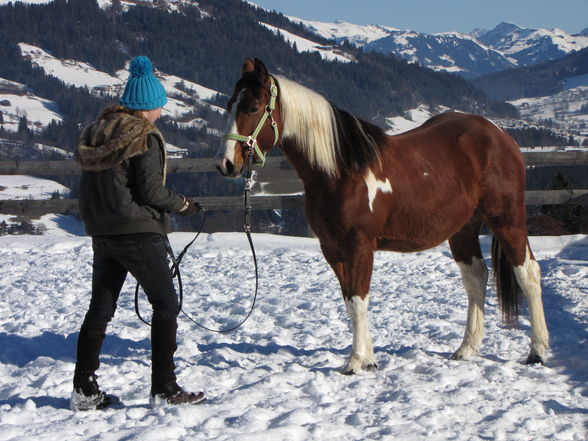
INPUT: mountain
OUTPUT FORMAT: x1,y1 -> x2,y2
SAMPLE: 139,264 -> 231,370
293,18 -> 588,78
476,22 -> 588,66
363,31 -> 514,78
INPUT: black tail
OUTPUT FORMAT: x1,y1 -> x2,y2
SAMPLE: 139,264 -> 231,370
491,237 -> 520,327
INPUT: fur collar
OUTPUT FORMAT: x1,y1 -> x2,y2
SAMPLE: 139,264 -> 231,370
75,105 -> 165,172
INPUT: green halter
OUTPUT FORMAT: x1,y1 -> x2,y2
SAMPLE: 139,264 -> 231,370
222,76 -> 279,166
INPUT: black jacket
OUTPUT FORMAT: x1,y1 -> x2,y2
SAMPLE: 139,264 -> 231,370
75,105 -> 185,236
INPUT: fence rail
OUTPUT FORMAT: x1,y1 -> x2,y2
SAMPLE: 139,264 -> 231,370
0,151 -> 587,216
1,151 -> 587,175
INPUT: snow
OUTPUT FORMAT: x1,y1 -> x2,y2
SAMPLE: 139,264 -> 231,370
0,77 -> 63,132
259,22 -> 355,63
0,175 -> 75,234
0,175 -> 70,200
0,92 -> 61,131
501,28 -> 588,55
508,86 -> 588,134
0,222 -> 587,439
158,73 -> 220,103
384,105 -> 451,134
287,17 -> 398,46
19,43 -> 121,90
0,0 -> 52,4
18,42 -> 223,106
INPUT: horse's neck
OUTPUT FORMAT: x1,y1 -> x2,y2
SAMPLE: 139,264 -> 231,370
280,139 -> 335,188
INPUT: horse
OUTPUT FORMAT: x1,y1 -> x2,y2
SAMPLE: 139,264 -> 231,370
217,58 -> 549,374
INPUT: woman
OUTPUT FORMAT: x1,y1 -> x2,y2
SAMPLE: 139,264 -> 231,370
71,56 -> 205,410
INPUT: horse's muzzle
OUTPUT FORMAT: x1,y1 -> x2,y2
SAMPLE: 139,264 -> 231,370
217,158 -> 240,178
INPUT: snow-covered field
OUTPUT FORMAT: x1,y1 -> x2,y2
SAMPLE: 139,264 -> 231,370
0,227 -> 587,440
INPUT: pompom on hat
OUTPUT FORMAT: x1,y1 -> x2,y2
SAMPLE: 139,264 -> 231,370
119,56 -> 167,110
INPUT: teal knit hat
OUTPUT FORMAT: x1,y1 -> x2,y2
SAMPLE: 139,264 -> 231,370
119,56 -> 167,110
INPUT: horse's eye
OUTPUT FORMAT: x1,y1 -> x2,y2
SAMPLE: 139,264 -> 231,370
248,106 -> 259,113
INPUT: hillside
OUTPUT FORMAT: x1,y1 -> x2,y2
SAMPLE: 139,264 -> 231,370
472,46 -> 588,101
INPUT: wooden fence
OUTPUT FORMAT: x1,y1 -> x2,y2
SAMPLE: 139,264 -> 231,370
0,151 -> 587,217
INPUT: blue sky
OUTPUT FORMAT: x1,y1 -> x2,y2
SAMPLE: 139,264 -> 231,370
251,0 -> 588,34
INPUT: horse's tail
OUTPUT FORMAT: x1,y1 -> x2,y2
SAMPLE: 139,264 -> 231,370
491,236 -> 520,327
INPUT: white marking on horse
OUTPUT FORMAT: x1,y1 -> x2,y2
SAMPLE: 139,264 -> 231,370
218,87 -> 247,160
344,295 -> 376,373
218,119 -> 238,164
364,169 -> 392,212
513,246 -> 549,360
454,258 -> 488,359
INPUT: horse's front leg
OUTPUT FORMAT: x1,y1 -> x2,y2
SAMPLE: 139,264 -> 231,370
322,240 -> 377,375
344,292 -> 377,374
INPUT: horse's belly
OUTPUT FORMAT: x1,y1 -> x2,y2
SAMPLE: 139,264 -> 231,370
376,236 -> 446,253
377,199 -> 476,252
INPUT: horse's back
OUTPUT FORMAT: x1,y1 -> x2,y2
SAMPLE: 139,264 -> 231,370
391,112 -> 522,173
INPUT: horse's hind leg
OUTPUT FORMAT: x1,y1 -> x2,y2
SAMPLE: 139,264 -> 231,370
491,227 -> 549,363
449,215 -> 488,360
513,246 -> 548,363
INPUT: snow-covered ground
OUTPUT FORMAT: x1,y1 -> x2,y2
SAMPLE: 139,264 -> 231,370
0,175 -> 74,234
385,106 -> 438,134
0,175 -> 70,201
0,227 -> 587,440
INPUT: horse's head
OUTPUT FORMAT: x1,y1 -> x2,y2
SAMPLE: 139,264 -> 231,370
217,58 -> 280,177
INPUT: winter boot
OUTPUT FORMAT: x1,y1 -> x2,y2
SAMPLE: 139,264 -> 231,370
150,319 -> 205,406
70,323 -> 116,411
71,371 -> 115,411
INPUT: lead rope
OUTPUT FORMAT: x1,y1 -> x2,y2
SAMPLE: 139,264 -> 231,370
133,209 -> 206,327
134,155 -> 260,333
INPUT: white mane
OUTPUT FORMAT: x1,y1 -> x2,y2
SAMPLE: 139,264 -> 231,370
275,76 -> 339,176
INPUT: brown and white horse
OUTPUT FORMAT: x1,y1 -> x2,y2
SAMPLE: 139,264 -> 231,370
217,58 -> 549,373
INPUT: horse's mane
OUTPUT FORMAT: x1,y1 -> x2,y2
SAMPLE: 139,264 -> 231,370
276,76 -> 386,177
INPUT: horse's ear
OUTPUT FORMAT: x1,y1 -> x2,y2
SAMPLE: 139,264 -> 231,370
242,58 -> 255,73
253,58 -> 268,81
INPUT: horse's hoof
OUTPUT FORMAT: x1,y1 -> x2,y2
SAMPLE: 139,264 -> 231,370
525,354 -> 544,365
341,369 -> 356,376
364,363 -> 378,372
450,352 -> 465,361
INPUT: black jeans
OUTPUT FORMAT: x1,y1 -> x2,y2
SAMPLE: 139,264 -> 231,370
82,233 -> 179,327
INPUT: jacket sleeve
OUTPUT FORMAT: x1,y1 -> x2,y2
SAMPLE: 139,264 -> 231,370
132,134 -> 186,212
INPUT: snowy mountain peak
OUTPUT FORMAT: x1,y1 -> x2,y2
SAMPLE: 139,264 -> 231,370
289,15 -> 588,78
476,22 -> 588,63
